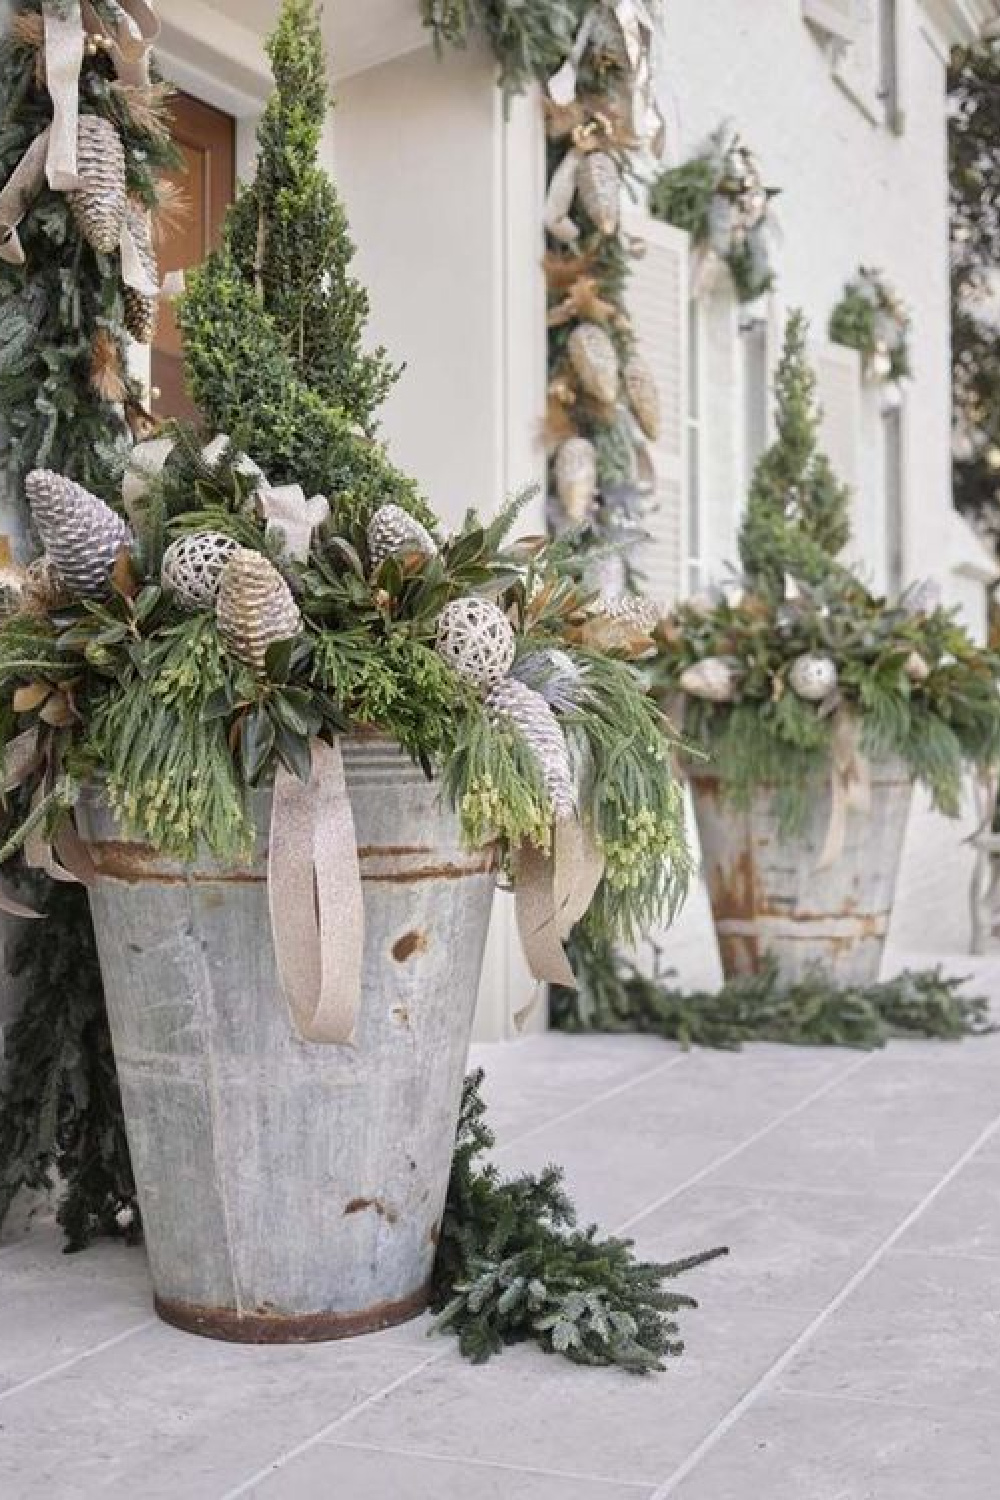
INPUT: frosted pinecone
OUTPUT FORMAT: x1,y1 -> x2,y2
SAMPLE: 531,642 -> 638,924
576,150 -> 620,236
511,649 -> 588,714
123,205 -> 158,343
366,503 -> 437,574
216,548 -> 302,672
25,470 -> 133,598
567,322 -> 619,405
599,593 -> 662,634
68,116 -> 127,254
624,356 -> 660,441
486,677 -> 576,821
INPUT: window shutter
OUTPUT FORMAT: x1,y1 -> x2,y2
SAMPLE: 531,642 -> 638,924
624,213 -> 689,607
802,0 -> 860,43
814,343 -> 863,562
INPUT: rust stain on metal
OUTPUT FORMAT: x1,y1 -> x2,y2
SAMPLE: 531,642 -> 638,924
154,1284 -> 430,1344
87,841 -> 262,885
343,1196 -> 399,1224
356,844 -> 434,858
704,849 -> 757,922
364,862 -> 492,885
392,930 -> 429,963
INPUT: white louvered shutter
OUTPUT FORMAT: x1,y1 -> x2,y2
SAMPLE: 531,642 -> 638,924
624,213 -> 689,608
814,342 -> 863,565
802,0 -> 861,42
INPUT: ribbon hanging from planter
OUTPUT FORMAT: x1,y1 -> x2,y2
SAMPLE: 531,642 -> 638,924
267,737 -> 365,1046
816,710 -> 871,872
0,727 -> 96,915
512,817 -> 605,1021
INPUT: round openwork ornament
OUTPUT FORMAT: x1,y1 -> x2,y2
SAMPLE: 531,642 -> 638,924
435,596 -> 517,691
162,531 -> 241,611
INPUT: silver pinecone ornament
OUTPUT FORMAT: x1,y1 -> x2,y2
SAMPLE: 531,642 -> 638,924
123,205 -> 158,343
599,593 -> 661,634
788,652 -> 838,702
216,549 -> 302,672
553,436 -> 598,523
624,356 -> 660,441
367,503 -> 437,573
486,677 -> 576,821
68,116 -> 127,254
577,150 -> 620,236
567,322 -> 619,405
25,469 -> 132,598
679,656 -> 742,703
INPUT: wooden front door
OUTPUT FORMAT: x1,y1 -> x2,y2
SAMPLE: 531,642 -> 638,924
151,92 -> 237,423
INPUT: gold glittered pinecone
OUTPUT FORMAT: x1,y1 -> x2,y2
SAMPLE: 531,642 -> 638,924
25,469 -> 133,598
68,115 -> 127,254
485,677 -> 576,821
123,204 -> 158,343
567,322 -> 619,405
577,150 -> 620,236
624,355 -> 660,441
216,548 -> 302,673
366,503 -> 437,574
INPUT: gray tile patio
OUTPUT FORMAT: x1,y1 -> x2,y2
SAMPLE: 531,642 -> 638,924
1,953 -> 999,1499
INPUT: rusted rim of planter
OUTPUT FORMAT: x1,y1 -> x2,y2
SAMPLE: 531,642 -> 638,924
154,1281 -> 431,1344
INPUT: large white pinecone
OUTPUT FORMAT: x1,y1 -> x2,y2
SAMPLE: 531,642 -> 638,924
576,150 -> 620,236
486,677 -> 576,821
25,470 -> 133,598
216,548 -> 302,672
68,116 -> 127,254
367,503 -> 437,573
123,205 -> 158,343
567,322 -> 619,405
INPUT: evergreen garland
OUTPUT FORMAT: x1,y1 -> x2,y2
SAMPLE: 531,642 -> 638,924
554,932 -> 993,1049
433,1069 -> 728,1370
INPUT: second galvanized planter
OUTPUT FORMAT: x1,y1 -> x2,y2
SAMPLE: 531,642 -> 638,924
690,758 -> 913,986
76,737 -> 496,1343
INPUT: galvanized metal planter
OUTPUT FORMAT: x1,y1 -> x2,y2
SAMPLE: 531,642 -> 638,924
76,737 -> 497,1344
690,758 -> 913,986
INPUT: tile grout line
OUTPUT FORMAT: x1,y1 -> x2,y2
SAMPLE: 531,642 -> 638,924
324,1437 -> 656,1491
494,1051 -> 689,1157
646,1105 -> 1000,1499
613,1052 -> 874,1235
0,1318 -> 156,1405
216,1350 -> 452,1500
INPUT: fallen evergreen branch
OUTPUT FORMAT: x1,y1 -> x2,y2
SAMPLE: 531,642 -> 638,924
553,928 -> 994,1049
432,1070 -> 728,1371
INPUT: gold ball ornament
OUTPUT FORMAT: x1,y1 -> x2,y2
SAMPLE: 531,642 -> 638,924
678,656 -> 742,703
435,597 -> 516,691
567,322 -> 619,405
553,436 -> 598,524
788,652 -> 838,702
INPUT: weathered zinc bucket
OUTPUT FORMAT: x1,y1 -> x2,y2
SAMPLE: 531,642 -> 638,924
689,756 -> 913,986
75,737 -> 496,1343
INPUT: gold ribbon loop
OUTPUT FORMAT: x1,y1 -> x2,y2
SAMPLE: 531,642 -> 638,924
267,738 -> 365,1045
42,1 -> 85,190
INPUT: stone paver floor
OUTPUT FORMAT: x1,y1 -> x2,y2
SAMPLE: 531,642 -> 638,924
2,952 -> 999,1499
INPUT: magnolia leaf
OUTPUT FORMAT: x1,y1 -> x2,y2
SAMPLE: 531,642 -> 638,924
12,681 -> 52,713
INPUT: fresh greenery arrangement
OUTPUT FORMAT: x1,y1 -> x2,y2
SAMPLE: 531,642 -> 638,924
433,1070 -> 728,1371
829,266 -> 912,383
424,0 -> 665,556
0,0 -> 182,1249
651,311 -> 1000,833
554,933 -> 992,1050
649,126 -> 779,303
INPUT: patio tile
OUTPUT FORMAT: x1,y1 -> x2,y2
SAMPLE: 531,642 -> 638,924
891,1155 -> 1000,1259
494,1047 -> 863,1229
776,1250 -> 1000,1411
663,1389 -> 1000,1500
250,1443 -> 654,1498
0,1322 -> 435,1500
331,1304 -> 812,1487
716,1055 -> 1000,1197
629,1180 -> 910,1312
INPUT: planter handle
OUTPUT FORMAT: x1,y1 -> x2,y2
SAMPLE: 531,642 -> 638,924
268,737 -> 365,1045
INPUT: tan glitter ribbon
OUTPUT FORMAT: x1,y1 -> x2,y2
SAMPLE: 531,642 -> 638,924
816,710 -> 871,872
513,817 -> 605,1024
267,738 -> 365,1045
42,1 -> 85,190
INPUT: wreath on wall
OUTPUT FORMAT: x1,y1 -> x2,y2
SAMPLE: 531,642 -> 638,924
829,266 -> 912,384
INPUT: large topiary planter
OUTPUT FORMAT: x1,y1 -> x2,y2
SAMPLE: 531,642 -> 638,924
75,737 -> 497,1343
689,758 -> 913,985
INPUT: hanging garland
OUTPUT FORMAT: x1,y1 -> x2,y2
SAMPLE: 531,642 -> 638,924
829,266 -> 912,384
423,0 -> 665,554
649,125 -> 780,303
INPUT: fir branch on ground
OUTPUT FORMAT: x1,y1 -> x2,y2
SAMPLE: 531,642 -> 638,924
432,1070 -> 728,1372
0,880 -> 139,1252
553,930 -> 994,1050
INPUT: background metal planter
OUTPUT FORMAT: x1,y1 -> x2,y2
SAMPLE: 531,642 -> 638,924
689,759 -> 913,985
76,738 -> 497,1344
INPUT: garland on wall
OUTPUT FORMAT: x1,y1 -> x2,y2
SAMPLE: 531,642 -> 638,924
0,0 -> 180,1248
423,0 -> 666,559
829,266 -> 911,385
649,125 -> 779,303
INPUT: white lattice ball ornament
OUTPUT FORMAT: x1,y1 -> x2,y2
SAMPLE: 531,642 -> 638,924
436,597 -> 516,691
161,532 -> 240,611
788,652 -> 838,702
